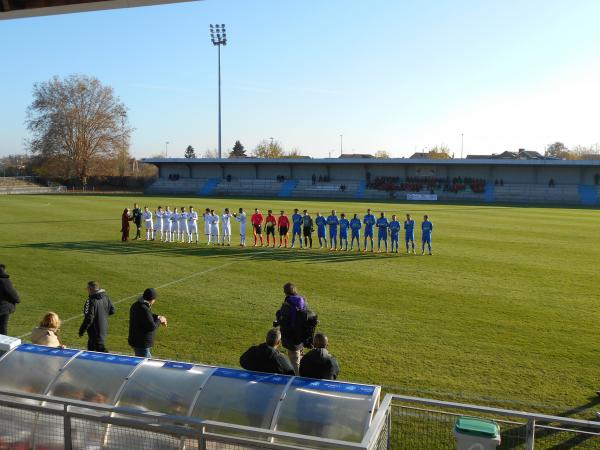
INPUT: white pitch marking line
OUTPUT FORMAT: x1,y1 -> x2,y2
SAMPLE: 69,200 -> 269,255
16,252 -> 267,339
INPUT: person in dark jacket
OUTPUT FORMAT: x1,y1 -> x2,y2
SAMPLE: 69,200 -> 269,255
121,208 -> 132,242
132,203 -> 142,240
128,288 -> 167,357
240,328 -> 294,375
0,264 -> 20,336
275,282 -> 308,375
78,281 -> 115,352
299,333 -> 340,380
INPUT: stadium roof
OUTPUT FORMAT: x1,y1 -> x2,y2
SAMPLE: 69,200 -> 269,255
143,157 -> 600,167
0,0 -> 198,20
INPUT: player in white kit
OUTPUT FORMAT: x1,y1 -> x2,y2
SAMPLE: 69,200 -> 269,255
171,207 -> 180,242
203,208 -> 211,244
188,206 -> 199,244
163,207 -> 171,242
179,207 -> 189,243
221,208 -> 233,246
155,206 -> 164,241
143,207 -> 154,241
233,207 -> 247,246
209,209 -> 220,245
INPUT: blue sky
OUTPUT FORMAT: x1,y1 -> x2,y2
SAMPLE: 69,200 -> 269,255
1,0 -> 600,158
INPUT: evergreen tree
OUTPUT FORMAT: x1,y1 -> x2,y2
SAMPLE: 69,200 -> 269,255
184,145 -> 196,159
229,140 -> 246,158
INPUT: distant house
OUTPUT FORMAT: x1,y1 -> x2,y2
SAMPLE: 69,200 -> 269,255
467,149 -> 554,160
409,152 -> 428,159
339,153 -> 373,159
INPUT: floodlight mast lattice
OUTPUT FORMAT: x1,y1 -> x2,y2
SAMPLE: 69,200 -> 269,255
210,24 -> 227,159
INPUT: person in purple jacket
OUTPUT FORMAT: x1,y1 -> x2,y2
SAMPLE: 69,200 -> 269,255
275,282 -> 310,375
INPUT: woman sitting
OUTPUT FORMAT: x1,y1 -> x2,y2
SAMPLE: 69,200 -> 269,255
31,312 -> 64,348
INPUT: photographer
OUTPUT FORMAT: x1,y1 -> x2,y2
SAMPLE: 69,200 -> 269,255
274,282 -> 318,375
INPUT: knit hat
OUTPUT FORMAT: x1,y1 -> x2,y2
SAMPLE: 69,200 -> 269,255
142,288 -> 158,301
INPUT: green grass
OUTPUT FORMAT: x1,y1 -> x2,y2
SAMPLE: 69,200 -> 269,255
1,194 -> 599,417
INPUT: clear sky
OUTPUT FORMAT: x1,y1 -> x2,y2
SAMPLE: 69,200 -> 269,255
1,0 -> 600,159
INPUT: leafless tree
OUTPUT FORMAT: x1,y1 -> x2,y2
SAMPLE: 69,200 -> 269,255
26,74 -> 132,183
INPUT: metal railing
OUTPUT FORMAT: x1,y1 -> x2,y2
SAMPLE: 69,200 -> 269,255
384,394 -> 600,449
2,389 -> 600,449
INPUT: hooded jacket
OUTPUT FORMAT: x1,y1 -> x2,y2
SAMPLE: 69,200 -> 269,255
239,343 -> 295,376
78,289 -> 115,344
276,295 -> 308,351
299,348 -> 340,380
128,297 -> 161,349
0,266 -> 20,316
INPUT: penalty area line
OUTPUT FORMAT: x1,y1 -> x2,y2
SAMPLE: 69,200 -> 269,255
16,253 -> 264,340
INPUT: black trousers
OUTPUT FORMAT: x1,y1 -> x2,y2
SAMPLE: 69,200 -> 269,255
0,314 -> 9,335
87,337 -> 108,353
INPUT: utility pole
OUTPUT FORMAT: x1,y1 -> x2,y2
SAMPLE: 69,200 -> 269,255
340,134 -> 343,156
461,133 -> 464,159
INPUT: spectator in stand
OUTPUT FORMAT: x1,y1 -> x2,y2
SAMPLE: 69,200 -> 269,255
299,333 -> 340,380
78,281 -> 115,352
121,208 -> 132,242
31,312 -> 63,348
128,288 -> 167,357
239,328 -> 294,375
0,264 -> 20,336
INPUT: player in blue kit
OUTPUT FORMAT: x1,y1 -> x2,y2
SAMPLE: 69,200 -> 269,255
326,210 -> 339,250
338,213 -> 350,251
290,208 -> 303,249
389,215 -> 401,253
350,214 -> 362,251
404,213 -> 416,254
363,208 -> 376,252
375,212 -> 389,253
421,214 -> 433,255
315,213 -> 327,249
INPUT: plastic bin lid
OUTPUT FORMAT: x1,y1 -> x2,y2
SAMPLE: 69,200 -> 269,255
454,416 -> 500,438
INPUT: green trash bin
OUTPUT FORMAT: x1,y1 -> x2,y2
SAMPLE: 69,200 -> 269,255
454,416 -> 501,450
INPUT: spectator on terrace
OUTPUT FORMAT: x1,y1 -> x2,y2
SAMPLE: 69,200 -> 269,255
549,178 -> 555,187
239,328 -> 295,375
0,264 -> 20,336
312,173 -> 316,185
299,333 -> 340,380
31,312 -> 63,348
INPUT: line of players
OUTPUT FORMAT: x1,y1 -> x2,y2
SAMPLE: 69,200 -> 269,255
140,205 -> 434,255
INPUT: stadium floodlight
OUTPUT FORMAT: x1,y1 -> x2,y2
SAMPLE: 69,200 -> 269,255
209,23 -> 227,159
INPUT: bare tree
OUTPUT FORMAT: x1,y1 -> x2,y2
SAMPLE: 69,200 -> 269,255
374,150 -> 391,159
26,74 -> 131,184
428,145 -> 451,159
203,148 -> 218,158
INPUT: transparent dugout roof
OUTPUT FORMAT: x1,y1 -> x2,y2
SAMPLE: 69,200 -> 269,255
0,344 -> 380,446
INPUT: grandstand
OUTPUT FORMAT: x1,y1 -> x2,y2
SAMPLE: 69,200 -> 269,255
144,158 -> 600,205
0,177 -> 62,195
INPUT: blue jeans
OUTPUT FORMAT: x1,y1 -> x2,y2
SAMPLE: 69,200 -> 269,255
133,347 -> 151,357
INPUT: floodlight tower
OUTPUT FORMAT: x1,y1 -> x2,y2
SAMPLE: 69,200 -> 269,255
210,24 -> 227,159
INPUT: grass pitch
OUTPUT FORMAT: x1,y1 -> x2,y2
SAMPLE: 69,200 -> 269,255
0,194 -> 599,417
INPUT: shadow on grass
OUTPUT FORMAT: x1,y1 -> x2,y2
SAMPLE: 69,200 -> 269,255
0,240 -> 414,264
